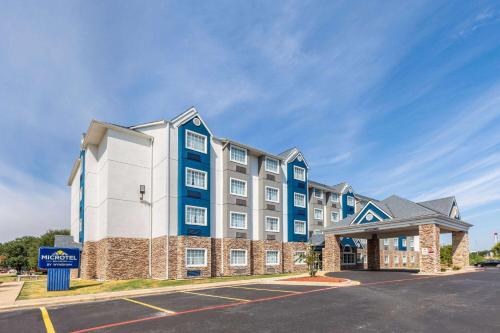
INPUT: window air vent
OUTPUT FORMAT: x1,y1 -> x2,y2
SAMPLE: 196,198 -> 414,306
266,174 -> 275,181
298,182 -> 305,189
187,190 -> 201,199
236,199 -> 247,206
187,228 -> 201,236
187,270 -> 201,278
235,165 -> 247,174
236,232 -> 247,239
187,152 -> 201,162
317,200 -> 323,205
267,234 -> 276,241
266,204 -> 275,211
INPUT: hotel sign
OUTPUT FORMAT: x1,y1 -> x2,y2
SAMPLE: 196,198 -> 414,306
38,247 -> 81,269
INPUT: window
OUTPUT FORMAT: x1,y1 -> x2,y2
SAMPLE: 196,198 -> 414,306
294,193 -> 306,208
265,157 -> 279,174
384,255 -> 389,264
331,193 -> 339,202
230,178 -> 247,197
265,216 -> 280,232
185,206 -> 207,226
393,238 -> 399,250
265,186 -> 280,203
294,220 -> 306,234
314,208 -> 323,220
313,188 -> 323,199
331,211 -> 339,222
229,212 -> 246,229
357,253 -> 364,263
230,145 -> 247,165
186,248 -> 207,267
347,196 -> 355,206
402,238 -> 407,247
266,250 -> 280,265
185,130 -> 207,154
383,239 -> 389,246
294,251 -> 306,265
230,249 -> 247,266
409,237 -> 415,250
394,256 -> 399,265
293,166 -> 306,181
410,255 -> 415,263
185,168 -> 207,190
342,253 -> 355,265
402,255 -> 407,265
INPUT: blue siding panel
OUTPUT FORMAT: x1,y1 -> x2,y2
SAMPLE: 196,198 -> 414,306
354,202 -> 391,224
287,157 -> 308,242
178,117 -> 211,237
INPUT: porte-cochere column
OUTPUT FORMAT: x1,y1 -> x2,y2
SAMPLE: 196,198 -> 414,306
452,231 -> 470,269
419,224 -> 441,274
322,234 -> 341,272
367,234 -> 381,270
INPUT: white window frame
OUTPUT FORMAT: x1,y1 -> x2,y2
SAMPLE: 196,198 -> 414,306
294,220 -> 306,235
394,256 -> 400,264
402,255 -> 407,264
294,251 -> 306,265
346,196 -> 355,206
185,205 -> 207,226
229,249 -> 248,267
393,238 -> 399,250
265,186 -> 280,203
265,250 -> 280,265
313,188 -> 323,199
229,211 -> 247,230
230,178 -> 247,197
383,239 -> 389,246
314,208 -> 323,220
402,238 -> 407,247
185,167 -> 208,190
229,145 -> 247,165
185,129 -> 207,154
384,255 -> 389,264
185,248 -> 207,267
409,237 -> 415,250
331,211 -> 339,222
264,157 -> 279,174
331,193 -> 339,202
410,255 -> 415,263
294,192 -> 306,208
265,216 -> 280,232
293,166 -> 306,181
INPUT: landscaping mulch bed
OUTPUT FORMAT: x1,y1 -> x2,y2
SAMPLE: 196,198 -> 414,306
282,276 -> 347,283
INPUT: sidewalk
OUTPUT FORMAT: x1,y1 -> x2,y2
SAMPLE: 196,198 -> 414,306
0,282 -> 24,307
0,274 -> 320,312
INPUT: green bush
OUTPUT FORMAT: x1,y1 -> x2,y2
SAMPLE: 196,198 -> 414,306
440,245 -> 452,267
452,266 -> 460,271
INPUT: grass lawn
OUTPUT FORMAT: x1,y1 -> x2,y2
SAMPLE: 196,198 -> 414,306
18,273 -> 298,300
0,275 -> 17,283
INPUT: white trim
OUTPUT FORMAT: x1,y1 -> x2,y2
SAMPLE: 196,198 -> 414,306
185,167 -> 208,190
265,250 -> 280,265
229,177 -> 248,197
264,156 -> 280,174
294,220 -> 307,235
314,208 -> 323,220
293,165 -> 306,181
331,211 -> 339,222
229,211 -> 247,230
185,129 -> 208,154
185,248 -> 208,267
294,192 -> 306,208
171,107 -> 214,137
229,249 -> 248,267
330,193 -> 339,203
229,145 -> 248,165
355,209 -> 385,225
350,200 -> 393,225
265,186 -> 280,203
346,196 -> 355,207
185,205 -> 208,226
265,216 -> 280,232
294,251 -> 307,265
313,188 -> 323,199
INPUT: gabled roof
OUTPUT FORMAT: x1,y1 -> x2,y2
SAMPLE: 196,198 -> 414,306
417,197 -> 456,217
81,120 -> 153,148
278,147 -> 310,169
171,107 -> 214,137
379,195 -> 436,219
216,138 -> 284,161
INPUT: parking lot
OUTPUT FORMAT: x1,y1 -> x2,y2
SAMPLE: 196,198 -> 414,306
1,269 -> 499,333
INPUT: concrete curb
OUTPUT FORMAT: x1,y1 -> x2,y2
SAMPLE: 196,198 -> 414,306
0,275 -> 303,312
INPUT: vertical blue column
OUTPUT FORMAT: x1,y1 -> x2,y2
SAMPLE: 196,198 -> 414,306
47,269 -> 70,291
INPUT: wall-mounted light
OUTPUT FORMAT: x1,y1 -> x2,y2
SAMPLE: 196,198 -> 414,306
139,185 -> 146,201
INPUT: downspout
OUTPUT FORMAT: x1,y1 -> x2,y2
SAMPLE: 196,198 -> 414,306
165,124 -> 171,279
149,137 -> 154,278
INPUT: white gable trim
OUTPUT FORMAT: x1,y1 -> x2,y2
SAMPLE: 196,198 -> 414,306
350,200 -> 393,225
284,149 -> 310,169
171,107 -> 214,137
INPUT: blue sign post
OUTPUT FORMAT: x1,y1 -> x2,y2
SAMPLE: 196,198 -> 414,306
38,247 -> 80,291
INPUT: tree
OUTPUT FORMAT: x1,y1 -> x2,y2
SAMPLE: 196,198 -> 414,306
297,243 -> 321,277
2,237 -> 40,272
492,242 -> 500,258
440,245 -> 452,267
39,229 -> 70,247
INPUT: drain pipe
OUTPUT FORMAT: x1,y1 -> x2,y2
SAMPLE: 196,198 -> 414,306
148,137 -> 154,279
165,124 -> 171,279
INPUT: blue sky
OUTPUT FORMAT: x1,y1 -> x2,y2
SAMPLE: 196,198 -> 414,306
1,1 -> 499,250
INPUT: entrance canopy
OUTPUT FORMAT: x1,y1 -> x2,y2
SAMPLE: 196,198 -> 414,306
324,195 -> 472,238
